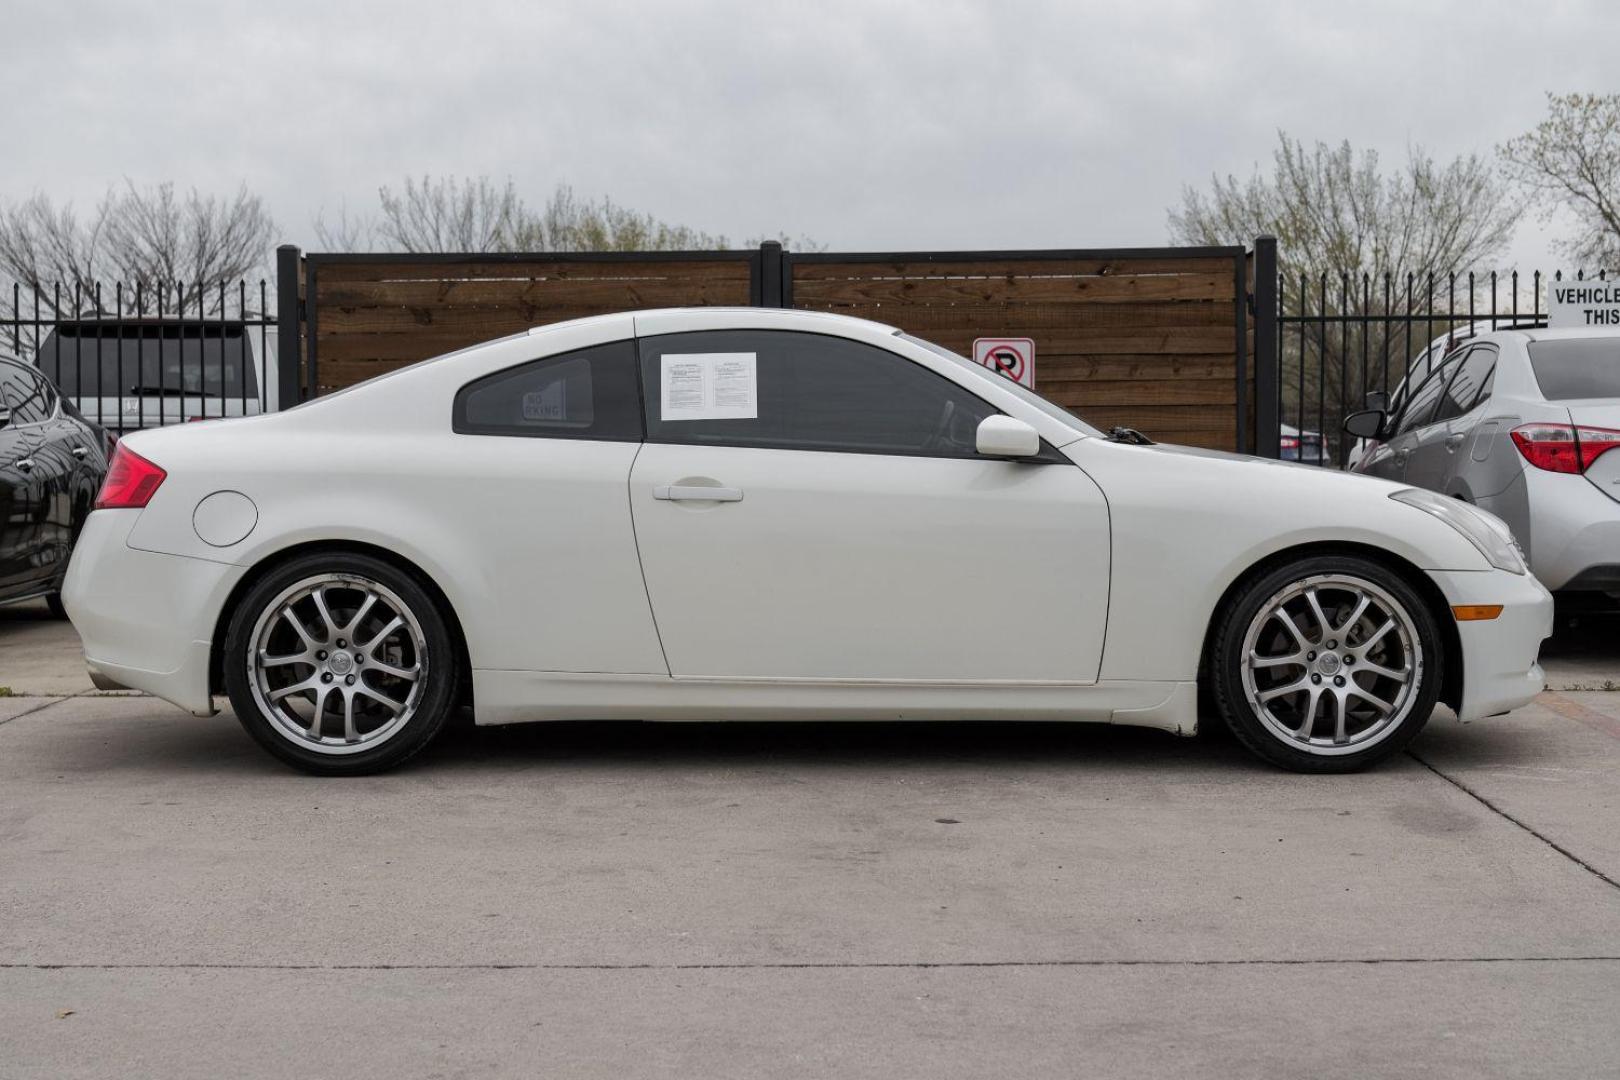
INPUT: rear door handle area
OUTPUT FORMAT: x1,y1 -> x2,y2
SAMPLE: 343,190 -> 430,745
1445,433 -> 1467,452
653,483 -> 744,503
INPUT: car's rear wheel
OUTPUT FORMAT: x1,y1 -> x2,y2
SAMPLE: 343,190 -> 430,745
1210,555 -> 1442,773
223,553 -> 457,775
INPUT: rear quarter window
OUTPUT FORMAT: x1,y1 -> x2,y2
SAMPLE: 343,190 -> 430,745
1529,339 -> 1620,400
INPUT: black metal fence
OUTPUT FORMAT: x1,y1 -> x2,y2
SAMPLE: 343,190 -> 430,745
3,279 -> 277,432
1261,248 -> 1610,467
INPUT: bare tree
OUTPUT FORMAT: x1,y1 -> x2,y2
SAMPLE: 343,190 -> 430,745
1170,134 -> 1520,274
516,184 -> 726,252
1501,92 -> 1620,267
0,181 -> 275,316
313,200 -> 378,252
373,175 -> 525,253
1170,134 -> 1523,453
322,176 -> 814,254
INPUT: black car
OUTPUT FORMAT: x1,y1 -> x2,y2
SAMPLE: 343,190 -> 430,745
0,353 -> 110,615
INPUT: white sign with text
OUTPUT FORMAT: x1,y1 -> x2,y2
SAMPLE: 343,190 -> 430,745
1548,280 -> 1620,329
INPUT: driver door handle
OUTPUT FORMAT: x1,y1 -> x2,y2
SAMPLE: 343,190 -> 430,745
72,445 -> 89,458
1445,433 -> 1467,452
653,484 -> 744,503
16,457 -> 34,472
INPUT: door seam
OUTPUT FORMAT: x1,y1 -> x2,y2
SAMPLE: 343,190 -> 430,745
625,440 -> 674,676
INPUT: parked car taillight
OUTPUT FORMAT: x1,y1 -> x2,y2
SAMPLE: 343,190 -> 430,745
95,445 -> 167,509
1510,423 -> 1620,474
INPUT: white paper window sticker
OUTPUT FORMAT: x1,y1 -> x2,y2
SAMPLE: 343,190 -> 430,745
660,353 -> 758,421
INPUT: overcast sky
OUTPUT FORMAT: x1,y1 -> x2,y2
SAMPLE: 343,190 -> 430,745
2,0 -> 1616,271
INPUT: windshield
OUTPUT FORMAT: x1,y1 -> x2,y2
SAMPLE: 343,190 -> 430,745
1528,337 -> 1620,401
898,333 -> 1100,437
34,324 -> 258,398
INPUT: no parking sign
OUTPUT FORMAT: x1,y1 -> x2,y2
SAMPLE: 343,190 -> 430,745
971,338 -> 1035,388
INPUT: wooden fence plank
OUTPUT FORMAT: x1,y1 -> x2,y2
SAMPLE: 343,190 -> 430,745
316,259 -> 752,284
790,256 -> 1233,280
793,272 -> 1231,306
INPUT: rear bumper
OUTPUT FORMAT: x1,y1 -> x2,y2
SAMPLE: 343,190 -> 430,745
1428,568 -> 1553,721
1520,472 -> 1620,591
61,509 -> 245,716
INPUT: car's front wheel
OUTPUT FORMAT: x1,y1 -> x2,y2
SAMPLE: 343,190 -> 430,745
222,553 -> 458,775
1210,554 -> 1443,773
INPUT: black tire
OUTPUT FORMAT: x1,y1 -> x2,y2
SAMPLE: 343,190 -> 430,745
1209,554 -> 1443,773
222,552 -> 458,776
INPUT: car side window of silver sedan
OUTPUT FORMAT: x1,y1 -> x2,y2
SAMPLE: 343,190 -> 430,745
1391,357 -> 1458,437
1429,345 -> 1498,426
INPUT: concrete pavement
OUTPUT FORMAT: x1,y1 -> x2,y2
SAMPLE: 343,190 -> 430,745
2,601 -> 1619,1077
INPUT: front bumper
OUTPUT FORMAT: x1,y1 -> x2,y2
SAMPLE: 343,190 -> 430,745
1428,567 -> 1553,721
61,510 -> 246,716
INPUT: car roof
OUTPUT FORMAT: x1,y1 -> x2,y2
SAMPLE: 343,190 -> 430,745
525,306 -> 900,339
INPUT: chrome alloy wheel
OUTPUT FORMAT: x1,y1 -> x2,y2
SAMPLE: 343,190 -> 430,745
246,573 -> 429,755
1238,573 -> 1423,756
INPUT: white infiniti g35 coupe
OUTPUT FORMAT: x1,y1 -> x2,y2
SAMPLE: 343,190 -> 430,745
63,308 -> 1552,775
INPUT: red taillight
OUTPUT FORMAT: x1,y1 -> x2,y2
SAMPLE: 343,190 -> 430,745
1511,423 -> 1620,474
1281,436 -> 1300,449
95,445 -> 167,509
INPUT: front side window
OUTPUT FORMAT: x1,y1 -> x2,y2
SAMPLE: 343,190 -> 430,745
1430,345 -> 1498,425
637,330 -> 1001,458
453,340 -> 642,441
1392,356 -> 1457,436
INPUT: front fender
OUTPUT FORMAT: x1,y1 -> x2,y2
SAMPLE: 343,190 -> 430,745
1067,439 -> 1489,682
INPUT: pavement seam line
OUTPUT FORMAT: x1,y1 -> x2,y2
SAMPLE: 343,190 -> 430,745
0,696 -> 72,727
1407,749 -> 1620,893
4,957 -> 1620,972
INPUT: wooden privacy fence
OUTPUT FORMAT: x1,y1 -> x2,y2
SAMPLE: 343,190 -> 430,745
277,242 -> 1271,453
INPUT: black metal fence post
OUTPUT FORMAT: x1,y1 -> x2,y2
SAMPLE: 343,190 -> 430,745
758,240 -> 784,308
1252,236 -> 1280,458
275,244 -> 301,410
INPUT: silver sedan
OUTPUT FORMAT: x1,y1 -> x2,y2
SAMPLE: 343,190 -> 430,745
1347,328 -> 1620,601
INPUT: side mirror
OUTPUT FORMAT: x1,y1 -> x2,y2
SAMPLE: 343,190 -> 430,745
1364,390 -> 1389,411
1343,409 -> 1387,440
976,415 -> 1040,458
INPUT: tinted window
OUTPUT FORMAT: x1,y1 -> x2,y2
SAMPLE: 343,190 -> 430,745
1393,357 -> 1456,436
1389,342 -> 1444,416
638,330 -> 998,458
0,363 -> 52,424
454,339 -> 641,440
899,333 -> 1098,436
1528,338 -> 1620,400
1430,346 -> 1497,424
36,324 -> 258,398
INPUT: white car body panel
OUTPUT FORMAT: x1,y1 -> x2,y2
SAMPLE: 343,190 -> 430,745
629,441 -> 1110,682
62,307 -> 1552,738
